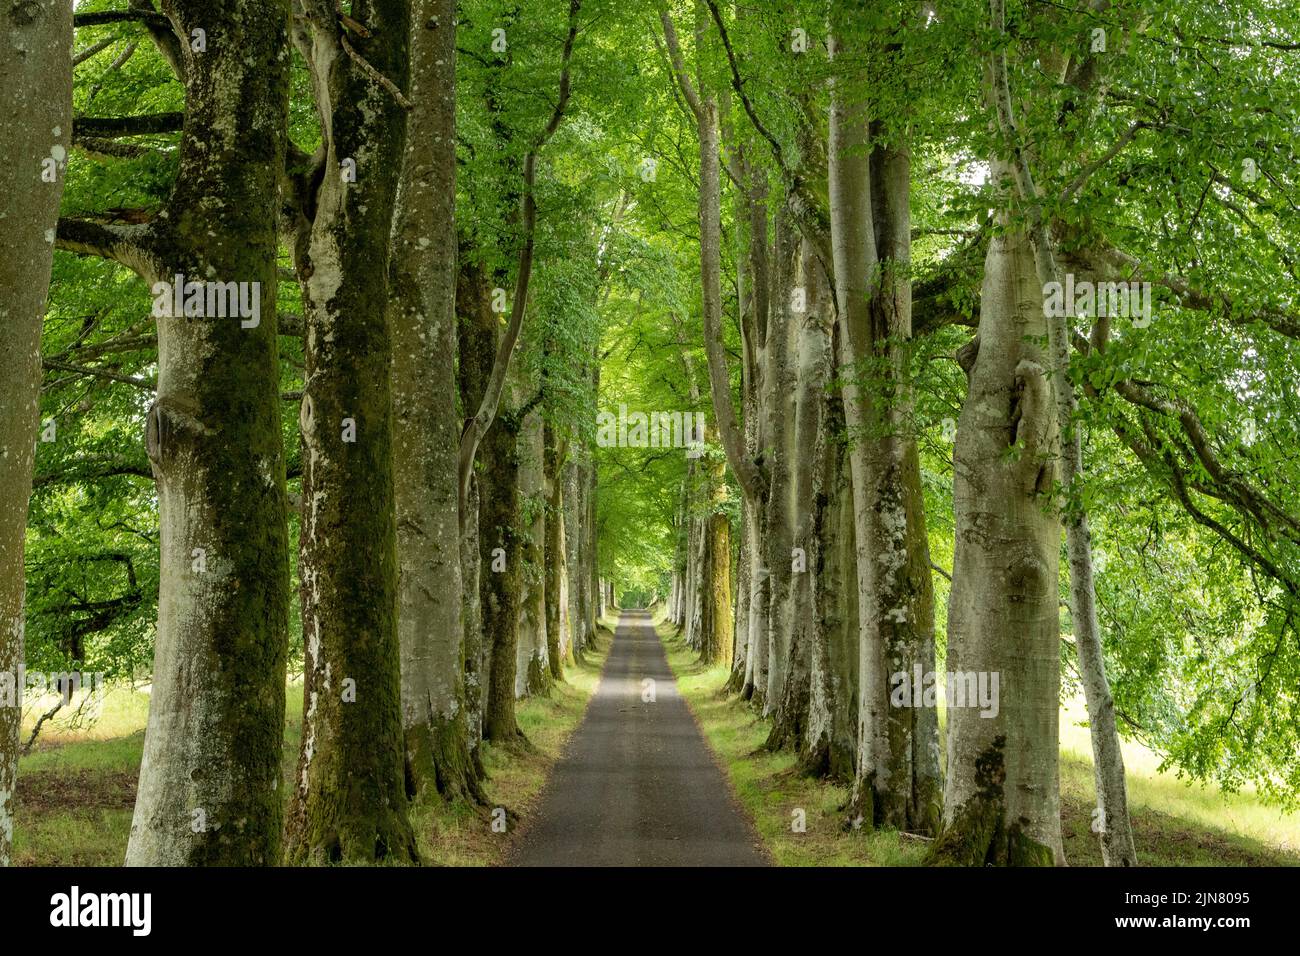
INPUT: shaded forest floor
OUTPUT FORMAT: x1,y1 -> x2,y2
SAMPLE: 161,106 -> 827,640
658,617 -> 1300,867
12,621 -> 616,867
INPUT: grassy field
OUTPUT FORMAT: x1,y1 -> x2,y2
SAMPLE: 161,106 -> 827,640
659,617 -> 1300,867
13,619 -> 615,867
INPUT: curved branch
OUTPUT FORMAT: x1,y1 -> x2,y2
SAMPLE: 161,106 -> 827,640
55,217 -> 156,277
457,0 -> 582,517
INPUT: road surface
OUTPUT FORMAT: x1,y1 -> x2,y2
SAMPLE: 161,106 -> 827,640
510,610 -> 768,866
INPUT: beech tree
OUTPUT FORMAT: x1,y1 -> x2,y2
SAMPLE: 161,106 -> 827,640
53,0 -> 295,866
388,0 -> 483,803
0,0 -> 72,868
284,0 -> 417,865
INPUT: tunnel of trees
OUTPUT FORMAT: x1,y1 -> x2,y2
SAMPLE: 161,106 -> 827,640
1,0 -> 1297,869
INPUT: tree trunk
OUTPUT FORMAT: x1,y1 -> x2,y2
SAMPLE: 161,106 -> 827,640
126,0 -> 292,866
457,259 -> 494,760
767,238 -> 831,751
803,332 -> 859,781
285,0 -> 417,865
481,407 -> 524,742
727,502 -> 751,690
461,472 -> 486,773
388,0 -> 481,804
987,2 -> 1137,864
516,405 -> 550,697
827,23 -> 941,834
761,210 -> 798,714
698,428 -> 734,666
928,186 -> 1064,866
544,422 -> 568,680
0,0 -> 72,869
563,455 -> 587,661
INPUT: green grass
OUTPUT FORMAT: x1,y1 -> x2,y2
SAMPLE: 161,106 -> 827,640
658,615 -> 1300,867
658,618 -> 926,866
415,621 -> 613,866
13,625 -> 615,867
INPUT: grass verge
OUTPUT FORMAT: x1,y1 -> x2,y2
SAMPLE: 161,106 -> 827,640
416,621 -> 613,865
659,618 -> 1300,867
14,622 -> 615,867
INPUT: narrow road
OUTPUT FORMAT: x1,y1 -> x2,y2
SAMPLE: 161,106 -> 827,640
510,610 -> 768,866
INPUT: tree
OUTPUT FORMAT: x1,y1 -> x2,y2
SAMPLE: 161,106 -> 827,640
55,0 -> 296,866
928,172 -> 1064,866
284,0 -> 417,865
827,5 -> 941,833
388,0 -> 484,804
0,0 -> 72,869
986,0 -> 1136,866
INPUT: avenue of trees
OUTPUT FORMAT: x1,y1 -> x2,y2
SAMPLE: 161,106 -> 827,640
1,0 -> 1297,867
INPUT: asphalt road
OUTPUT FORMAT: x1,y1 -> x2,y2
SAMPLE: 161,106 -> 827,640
510,610 -> 769,867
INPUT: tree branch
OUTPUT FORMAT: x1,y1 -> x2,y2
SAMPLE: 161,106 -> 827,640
72,112 -> 185,138
457,0 -> 583,517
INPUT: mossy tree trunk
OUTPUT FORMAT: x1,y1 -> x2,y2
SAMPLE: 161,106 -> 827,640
285,0 -> 417,866
768,238 -> 832,752
457,259 -> 495,765
562,455 -> 587,662
480,412 -> 524,743
0,0 -> 72,869
760,209 -> 798,714
70,0 -> 297,867
698,496 -> 734,667
828,14 -> 941,835
388,0 -> 483,805
696,423 -> 734,666
516,404 -> 550,697
543,421 -> 568,680
803,334 -> 859,782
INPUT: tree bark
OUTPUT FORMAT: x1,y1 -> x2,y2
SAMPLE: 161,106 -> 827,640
480,414 -> 524,741
544,422 -> 568,680
563,455 -> 587,661
124,0 -> 293,866
0,0 -> 72,869
285,0 -> 418,865
803,328 -> 859,781
698,428 -> 734,666
388,0 -> 482,805
516,404 -> 550,697
456,259 -> 493,767
761,210 -> 798,713
928,181 -> 1064,866
768,238 -> 832,751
